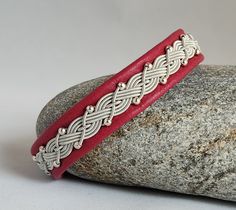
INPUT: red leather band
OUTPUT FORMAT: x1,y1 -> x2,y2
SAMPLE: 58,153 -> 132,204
31,28 -> 204,179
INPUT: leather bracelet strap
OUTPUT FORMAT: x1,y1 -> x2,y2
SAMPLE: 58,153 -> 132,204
31,28 -> 204,179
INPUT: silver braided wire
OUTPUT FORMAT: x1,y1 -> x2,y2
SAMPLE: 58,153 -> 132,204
33,33 -> 201,175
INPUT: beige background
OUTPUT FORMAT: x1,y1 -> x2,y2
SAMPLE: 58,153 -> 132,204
0,0 -> 235,209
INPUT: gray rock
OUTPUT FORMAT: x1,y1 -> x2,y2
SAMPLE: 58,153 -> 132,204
36,65 -> 236,202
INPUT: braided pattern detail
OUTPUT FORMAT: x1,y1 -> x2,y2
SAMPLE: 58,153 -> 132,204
33,33 -> 201,175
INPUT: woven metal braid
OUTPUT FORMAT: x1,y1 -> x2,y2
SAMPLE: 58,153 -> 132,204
33,33 -> 201,175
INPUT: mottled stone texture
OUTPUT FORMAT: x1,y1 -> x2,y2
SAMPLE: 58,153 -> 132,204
36,65 -> 236,202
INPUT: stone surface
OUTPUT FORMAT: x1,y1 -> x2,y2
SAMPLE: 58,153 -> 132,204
36,65 -> 236,202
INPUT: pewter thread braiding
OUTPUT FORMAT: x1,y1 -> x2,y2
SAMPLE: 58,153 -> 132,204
33,33 -> 201,175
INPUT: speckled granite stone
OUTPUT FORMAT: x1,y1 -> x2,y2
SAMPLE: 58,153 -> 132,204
36,65 -> 236,202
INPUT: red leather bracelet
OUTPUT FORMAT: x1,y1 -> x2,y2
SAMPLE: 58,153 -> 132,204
31,28 -> 204,179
